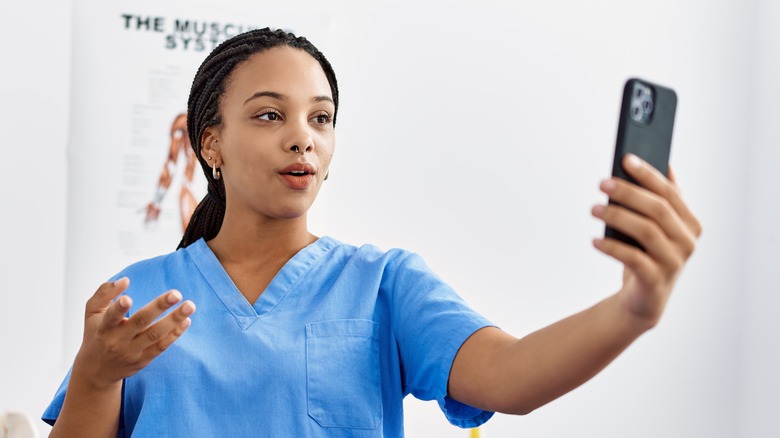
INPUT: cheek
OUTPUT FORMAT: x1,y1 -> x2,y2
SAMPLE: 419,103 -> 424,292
319,149 -> 334,175
230,134 -> 274,164
321,147 -> 334,163
318,133 -> 335,165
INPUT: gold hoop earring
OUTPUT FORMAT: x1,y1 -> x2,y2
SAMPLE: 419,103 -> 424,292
212,162 -> 221,180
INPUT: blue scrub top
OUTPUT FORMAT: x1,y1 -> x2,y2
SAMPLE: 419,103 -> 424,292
44,237 -> 494,436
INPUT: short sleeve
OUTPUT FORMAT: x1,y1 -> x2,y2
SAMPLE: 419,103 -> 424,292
42,369 -> 70,426
390,253 -> 495,428
42,369 -> 128,437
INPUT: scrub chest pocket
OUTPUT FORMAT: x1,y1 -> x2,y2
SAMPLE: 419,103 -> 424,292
306,319 -> 383,429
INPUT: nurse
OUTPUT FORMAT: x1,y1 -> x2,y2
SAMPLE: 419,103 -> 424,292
45,28 -> 701,436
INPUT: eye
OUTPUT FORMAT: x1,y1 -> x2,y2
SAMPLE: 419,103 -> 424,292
256,110 -> 281,121
311,112 -> 332,125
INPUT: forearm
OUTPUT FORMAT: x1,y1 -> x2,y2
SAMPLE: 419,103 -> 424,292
49,363 -> 121,438
451,293 -> 652,415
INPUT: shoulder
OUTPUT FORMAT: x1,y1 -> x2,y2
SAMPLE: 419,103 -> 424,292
109,242 -> 199,303
112,245 -> 192,280
322,237 -> 442,291
323,236 -> 416,271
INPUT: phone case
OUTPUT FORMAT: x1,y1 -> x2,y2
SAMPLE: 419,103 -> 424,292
605,78 -> 677,249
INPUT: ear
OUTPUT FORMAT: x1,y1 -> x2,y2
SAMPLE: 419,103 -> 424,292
200,127 -> 221,166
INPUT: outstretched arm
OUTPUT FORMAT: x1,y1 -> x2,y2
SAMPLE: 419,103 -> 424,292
448,154 -> 702,415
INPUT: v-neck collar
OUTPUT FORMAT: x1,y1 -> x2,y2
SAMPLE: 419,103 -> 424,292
186,236 -> 338,330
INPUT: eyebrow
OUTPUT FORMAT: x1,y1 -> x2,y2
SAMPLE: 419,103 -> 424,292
312,96 -> 334,104
244,91 -> 334,105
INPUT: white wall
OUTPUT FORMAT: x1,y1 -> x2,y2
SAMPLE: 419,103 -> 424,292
0,0 -> 774,437
737,0 -> 780,436
0,1 -> 71,436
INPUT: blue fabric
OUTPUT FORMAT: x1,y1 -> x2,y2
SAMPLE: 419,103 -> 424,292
43,237 -> 494,436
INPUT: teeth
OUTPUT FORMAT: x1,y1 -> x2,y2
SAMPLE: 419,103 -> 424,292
289,170 -> 307,175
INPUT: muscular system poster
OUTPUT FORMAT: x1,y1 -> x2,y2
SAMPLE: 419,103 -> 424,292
64,0 -> 328,361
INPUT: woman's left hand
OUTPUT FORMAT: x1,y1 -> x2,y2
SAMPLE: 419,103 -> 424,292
591,153 -> 702,329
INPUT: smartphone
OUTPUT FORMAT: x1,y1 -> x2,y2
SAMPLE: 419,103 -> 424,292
605,78 -> 677,249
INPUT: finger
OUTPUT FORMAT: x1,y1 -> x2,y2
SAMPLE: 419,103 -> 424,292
100,294 -> 133,329
593,237 -> 658,281
138,316 -> 192,365
621,154 -> 672,196
623,155 -> 702,238
668,165 -> 678,185
666,165 -> 702,238
122,290 -> 183,339
131,300 -> 195,352
593,203 -> 681,269
601,178 -> 695,252
86,278 -> 130,317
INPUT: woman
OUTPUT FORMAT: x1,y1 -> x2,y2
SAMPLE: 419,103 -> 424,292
45,28 -> 701,437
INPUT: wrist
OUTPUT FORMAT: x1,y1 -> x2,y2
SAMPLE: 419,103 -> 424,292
606,292 -> 657,337
71,352 -> 123,393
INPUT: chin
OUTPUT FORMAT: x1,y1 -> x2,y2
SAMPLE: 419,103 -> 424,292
274,204 -> 311,220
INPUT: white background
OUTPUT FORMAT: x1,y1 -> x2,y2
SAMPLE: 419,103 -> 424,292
1,0 -> 778,437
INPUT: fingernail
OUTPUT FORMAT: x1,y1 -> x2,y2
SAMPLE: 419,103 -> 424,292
167,290 -> 182,304
181,301 -> 195,316
600,179 -> 616,194
626,154 -> 642,169
592,238 -> 604,248
117,295 -> 131,309
113,277 -> 128,287
591,205 -> 605,217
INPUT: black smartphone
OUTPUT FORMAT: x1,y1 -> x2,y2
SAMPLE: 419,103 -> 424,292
605,78 -> 677,249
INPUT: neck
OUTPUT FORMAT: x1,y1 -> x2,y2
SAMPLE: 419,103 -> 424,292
207,211 -> 316,266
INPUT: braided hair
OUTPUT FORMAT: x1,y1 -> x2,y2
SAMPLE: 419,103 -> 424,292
177,27 -> 339,249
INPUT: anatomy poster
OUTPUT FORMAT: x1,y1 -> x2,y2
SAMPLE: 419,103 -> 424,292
64,0 -> 329,359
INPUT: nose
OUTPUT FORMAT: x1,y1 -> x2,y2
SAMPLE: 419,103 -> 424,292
289,144 -> 309,155
285,120 -> 314,155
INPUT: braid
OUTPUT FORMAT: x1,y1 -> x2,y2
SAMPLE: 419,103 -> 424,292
177,27 -> 339,249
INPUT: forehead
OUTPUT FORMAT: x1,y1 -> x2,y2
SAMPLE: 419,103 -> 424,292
223,46 -> 332,102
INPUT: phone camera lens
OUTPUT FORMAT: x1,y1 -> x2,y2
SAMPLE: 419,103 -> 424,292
631,102 -> 644,121
629,83 -> 654,123
642,97 -> 654,114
